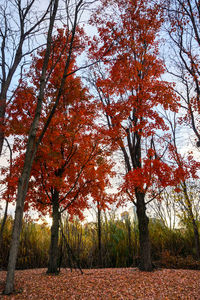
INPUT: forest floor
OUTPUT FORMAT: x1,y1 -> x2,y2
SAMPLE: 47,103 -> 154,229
0,268 -> 199,299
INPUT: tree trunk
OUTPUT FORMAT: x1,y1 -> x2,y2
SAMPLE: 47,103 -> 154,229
0,95 -> 6,155
0,200 -> 8,249
136,191 -> 152,271
3,1 -> 59,294
126,218 -> 132,266
4,176 -> 27,294
192,218 -> 200,260
47,190 -> 60,274
0,138 -> 12,249
97,203 -> 102,267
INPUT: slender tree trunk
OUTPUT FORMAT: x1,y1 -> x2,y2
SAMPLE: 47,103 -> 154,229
47,190 -> 60,273
97,203 -> 102,267
0,138 -> 12,249
136,191 -> 152,271
126,218 -> 132,266
192,219 -> 200,260
0,200 -> 8,249
3,1 -> 59,294
0,95 -> 6,155
4,176 -> 27,294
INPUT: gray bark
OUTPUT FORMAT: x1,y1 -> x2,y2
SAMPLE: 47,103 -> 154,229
4,0 -> 59,294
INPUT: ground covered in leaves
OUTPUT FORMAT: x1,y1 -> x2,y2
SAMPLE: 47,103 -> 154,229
0,268 -> 199,299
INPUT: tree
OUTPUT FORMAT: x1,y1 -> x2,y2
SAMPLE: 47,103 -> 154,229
3,24 -> 113,275
161,0 -> 200,259
164,110 -> 200,259
31,117 -> 111,274
0,0 -> 52,155
6,94 -> 113,273
163,0 -> 200,145
3,0 -> 91,294
89,0 -> 178,271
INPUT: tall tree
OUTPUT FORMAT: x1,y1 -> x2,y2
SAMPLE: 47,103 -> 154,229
5,91 -> 113,273
89,0 -> 178,271
3,24 -> 113,275
3,0 -> 90,294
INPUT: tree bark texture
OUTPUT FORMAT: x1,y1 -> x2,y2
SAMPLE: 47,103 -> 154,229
47,190 -> 60,273
4,176 -> 27,294
136,191 -> 152,271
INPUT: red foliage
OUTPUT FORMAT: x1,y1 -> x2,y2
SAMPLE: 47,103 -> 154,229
89,0 -> 180,200
2,28 -> 114,219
